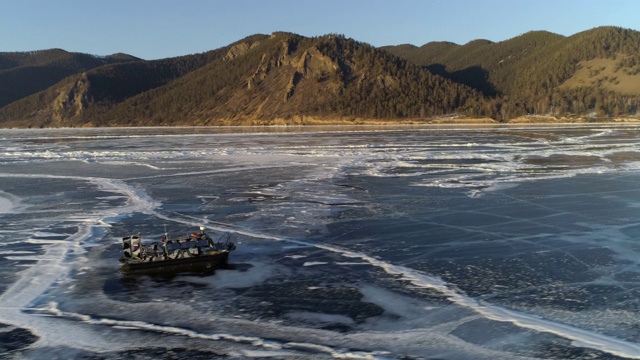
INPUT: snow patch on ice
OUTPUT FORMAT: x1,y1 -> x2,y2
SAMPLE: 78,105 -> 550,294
0,190 -> 21,214
302,261 -> 328,266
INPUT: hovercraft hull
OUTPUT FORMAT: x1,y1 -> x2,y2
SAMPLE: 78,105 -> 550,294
119,251 -> 230,275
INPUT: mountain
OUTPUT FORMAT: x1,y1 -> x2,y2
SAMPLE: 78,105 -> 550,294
0,49 -> 140,110
385,31 -> 563,97
0,33 -> 480,127
1,27 -> 639,128
383,26 -> 640,120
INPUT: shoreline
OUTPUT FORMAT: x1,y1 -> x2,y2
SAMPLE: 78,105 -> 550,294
2,115 -> 640,129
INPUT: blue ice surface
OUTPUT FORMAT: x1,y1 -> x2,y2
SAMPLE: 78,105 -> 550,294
1,124 -> 640,359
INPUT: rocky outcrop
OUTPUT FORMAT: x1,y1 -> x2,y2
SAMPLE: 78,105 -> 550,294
223,41 -> 260,61
297,47 -> 339,81
376,74 -> 400,91
246,39 -> 297,90
247,38 -> 343,103
284,72 -> 302,101
51,73 -> 91,124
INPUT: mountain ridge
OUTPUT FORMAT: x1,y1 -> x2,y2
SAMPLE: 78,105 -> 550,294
1,26 -> 639,128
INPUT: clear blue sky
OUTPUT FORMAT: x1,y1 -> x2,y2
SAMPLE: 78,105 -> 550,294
2,0 -> 639,60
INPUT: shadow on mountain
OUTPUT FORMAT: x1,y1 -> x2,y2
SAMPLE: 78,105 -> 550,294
0,66 -> 79,108
426,64 -> 498,97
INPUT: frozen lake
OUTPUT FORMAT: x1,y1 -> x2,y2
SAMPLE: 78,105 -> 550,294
2,124 -> 640,359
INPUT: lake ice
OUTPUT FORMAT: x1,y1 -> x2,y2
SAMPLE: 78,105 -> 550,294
1,124 -> 640,359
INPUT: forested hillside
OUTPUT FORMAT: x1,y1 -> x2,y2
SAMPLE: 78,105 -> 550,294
1,27 -> 639,127
96,33 -> 480,126
0,33 -> 480,127
0,49 -> 139,109
383,26 -> 640,120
